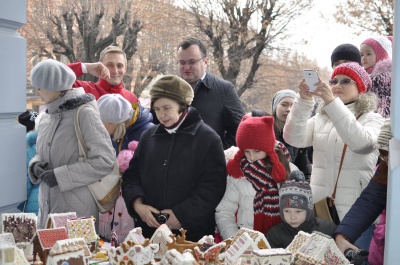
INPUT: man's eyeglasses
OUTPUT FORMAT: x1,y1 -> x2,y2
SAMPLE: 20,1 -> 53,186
329,78 -> 356,87
176,57 -> 205,66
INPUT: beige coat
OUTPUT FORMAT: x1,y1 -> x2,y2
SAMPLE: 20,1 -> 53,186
29,88 -> 116,228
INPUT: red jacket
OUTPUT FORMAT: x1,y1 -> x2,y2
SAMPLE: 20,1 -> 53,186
69,62 -> 138,103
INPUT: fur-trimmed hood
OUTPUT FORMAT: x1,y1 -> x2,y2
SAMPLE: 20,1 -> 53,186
316,91 -> 377,115
45,87 -> 95,114
371,58 -> 392,77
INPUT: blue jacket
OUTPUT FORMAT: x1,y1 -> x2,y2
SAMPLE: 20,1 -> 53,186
113,103 -> 154,154
334,162 -> 387,242
18,131 -> 40,214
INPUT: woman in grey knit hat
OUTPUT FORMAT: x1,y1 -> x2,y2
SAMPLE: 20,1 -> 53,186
272,89 -> 312,180
28,59 -> 116,229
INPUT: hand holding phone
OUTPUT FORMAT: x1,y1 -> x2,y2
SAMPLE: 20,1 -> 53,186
302,69 -> 319,92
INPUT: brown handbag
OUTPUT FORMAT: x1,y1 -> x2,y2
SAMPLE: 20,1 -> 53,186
313,114 -> 362,224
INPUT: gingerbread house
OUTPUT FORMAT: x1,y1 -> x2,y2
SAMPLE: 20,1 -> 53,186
193,241 -> 226,265
0,245 -> 15,265
33,227 -> 69,264
66,217 -> 98,251
46,212 -> 77,228
0,233 -> 15,247
232,227 -> 270,249
293,231 -> 349,265
125,227 -> 146,245
1,213 -> 37,260
251,248 -> 292,265
159,249 -> 199,265
149,224 -> 173,260
224,232 -> 258,264
14,247 -> 30,265
286,231 -> 311,254
108,238 -> 159,265
46,238 -> 90,265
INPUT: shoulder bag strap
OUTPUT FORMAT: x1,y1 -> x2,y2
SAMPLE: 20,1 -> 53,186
331,113 -> 363,202
74,104 -> 95,162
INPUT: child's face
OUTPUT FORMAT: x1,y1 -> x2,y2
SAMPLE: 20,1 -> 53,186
283,208 -> 307,228
244,149 -> 267,163
360,44 -> 377,70
275,97 -> 294,124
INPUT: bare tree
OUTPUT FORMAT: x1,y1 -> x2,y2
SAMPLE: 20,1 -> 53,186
334,0 -> 394,35
21,0 -> 142,91
179,0 -> 313,96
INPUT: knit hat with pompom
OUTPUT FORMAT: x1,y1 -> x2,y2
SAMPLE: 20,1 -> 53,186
331,62 -> 372,93
117,141 -> 138,173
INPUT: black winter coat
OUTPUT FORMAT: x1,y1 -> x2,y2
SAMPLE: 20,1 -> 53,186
192,72 -> 244,149
266,217 -> 337,248
122,108 -> 227,241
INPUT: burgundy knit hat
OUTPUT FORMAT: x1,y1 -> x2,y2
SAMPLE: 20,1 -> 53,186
361,36 -> 392,62
331,62 -> 372,93
227,116 -> 287,183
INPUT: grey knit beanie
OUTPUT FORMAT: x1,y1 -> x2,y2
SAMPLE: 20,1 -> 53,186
97,94 -> 133,124
30,59 -> 76,91
271,89 -> 296,115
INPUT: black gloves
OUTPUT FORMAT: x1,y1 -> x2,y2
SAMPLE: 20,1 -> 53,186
32,162 -> 48,178
41,170 -> 58,188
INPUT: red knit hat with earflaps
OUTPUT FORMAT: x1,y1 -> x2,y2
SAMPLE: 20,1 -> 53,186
227,116 -> 287,183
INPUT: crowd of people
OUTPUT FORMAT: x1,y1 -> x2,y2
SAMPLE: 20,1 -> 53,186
19,36 -> 393,265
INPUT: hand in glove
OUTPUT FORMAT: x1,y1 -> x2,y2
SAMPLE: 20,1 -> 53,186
40,170 -> 58,188
32,162 -> 48,179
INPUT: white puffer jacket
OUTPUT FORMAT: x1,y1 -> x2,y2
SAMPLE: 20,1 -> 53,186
215,176 -> 256,239
283,93 -> 383,221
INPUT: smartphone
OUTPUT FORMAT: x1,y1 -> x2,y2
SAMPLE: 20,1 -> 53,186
302,69 -> 319,92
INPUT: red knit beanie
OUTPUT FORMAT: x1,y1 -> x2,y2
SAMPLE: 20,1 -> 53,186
361,36 -> 392,62
331,62 -> 372,93
227,116 -> 287,183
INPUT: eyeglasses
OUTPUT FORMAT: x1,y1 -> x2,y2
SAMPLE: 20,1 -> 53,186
329,78 -> 357,87
176,57 -> 205,66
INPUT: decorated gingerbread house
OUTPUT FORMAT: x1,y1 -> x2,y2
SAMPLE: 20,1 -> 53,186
33,227 -> 69,264
66,217 -> 98,251
46,238 -> 91,265
159,249 -> 199,265
46,212 -> 77,229
233,228 -> 270,249
224,232 -> 258,264
0,213 -> 37,260
150,224 -> 174,260
251,248 -> 292,265
293,231 -> 349,265
125,227 -> 146,245
286,231 -> 311,254
193,241 -> 226,265
108,238 -> 159,265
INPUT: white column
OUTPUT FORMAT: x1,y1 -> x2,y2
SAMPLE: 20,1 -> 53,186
0,1 -> 27,212
385,1 -> 400,264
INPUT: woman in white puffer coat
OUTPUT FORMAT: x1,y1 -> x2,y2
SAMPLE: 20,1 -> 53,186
283,62 -> 383,249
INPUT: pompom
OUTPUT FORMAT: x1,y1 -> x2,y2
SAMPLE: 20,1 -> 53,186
128,141 -> 138,151
289,170 -> 306,182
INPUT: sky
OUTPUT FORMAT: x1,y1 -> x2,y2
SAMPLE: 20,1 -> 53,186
285,0 -> 372,69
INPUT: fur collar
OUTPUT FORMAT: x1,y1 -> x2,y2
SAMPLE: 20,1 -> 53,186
316,91 -> 377,115
371,58 -> 392,77
46,88 -> 95,114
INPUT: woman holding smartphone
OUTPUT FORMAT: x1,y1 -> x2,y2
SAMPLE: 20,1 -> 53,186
283,62 -> 383,250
